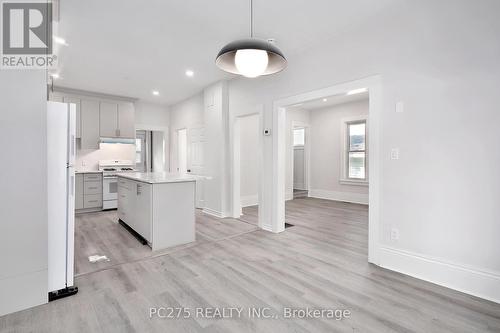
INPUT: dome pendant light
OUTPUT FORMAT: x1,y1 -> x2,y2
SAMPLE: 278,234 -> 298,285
216,0 -> 287,78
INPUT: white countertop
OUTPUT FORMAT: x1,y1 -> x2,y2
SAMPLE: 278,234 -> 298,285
117,172 -> 197,184
75,170 -> 102,174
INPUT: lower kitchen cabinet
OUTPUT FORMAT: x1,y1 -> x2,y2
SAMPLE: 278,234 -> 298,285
75,174 -> 84,210
118,178 -> 152,242
76,172 -> 103,212
117,174 -> 195,251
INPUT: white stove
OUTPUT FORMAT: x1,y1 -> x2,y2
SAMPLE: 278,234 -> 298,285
98,160 -> 136,209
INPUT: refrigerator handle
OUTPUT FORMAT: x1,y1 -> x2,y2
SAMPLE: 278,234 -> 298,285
71,134 -> 75,160
70,175 -> 74,196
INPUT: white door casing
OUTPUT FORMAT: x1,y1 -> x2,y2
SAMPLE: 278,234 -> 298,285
231,106 -> 264,226
272,75 -> 381,265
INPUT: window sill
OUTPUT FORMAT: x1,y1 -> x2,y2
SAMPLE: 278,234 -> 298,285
339,179 -> 369,186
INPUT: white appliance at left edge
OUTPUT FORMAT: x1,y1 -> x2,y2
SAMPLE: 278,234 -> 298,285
47,101 -> 78,300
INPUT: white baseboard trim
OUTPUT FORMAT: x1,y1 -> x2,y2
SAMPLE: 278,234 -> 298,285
309,189 -> 368,205
294,183 -> 305,190
202,207 -> 227,218
379,246 -> 500,304
286,192 -> 294,201
240,195 -> 258,208
261,223 -> 284,233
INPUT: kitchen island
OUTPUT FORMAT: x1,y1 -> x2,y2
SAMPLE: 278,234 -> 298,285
117,172 -> 196,251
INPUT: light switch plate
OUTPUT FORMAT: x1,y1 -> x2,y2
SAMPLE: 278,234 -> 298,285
390,228 -> 400,241
391,148 -> 399,160
396,101 -> 404,113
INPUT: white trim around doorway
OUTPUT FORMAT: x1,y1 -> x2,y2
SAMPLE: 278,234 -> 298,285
271,75 -> 382,264
231,106 -> 264,228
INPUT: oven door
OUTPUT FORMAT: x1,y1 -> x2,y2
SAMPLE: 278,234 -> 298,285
103,176 -> 118,201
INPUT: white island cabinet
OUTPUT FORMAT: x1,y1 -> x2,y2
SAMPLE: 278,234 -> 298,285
117,173 -> 196,251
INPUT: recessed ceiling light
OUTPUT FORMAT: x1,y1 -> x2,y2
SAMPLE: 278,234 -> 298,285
185,70 -> 194,77
322,98 -> 327,102
152,90 -> 160,96
53,36 -> 68,46
347,88 -> 368,95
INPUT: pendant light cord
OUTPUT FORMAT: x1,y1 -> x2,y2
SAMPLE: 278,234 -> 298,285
250,0 -> 253,37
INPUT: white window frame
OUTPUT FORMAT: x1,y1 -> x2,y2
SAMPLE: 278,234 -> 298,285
293,127 -> 306,147
340,115 -> 368,186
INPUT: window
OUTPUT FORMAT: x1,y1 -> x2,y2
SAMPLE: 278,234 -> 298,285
347,122 -> 366,179
341,117 -> 368,184
135,138 -> 142,163
293,128 -> 305,146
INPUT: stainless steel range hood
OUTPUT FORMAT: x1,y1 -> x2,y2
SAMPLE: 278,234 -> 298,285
100,137 -> 135,144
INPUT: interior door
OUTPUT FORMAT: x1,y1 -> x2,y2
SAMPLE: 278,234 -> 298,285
188,127 -> 205,208
177,128 -> 188,173
188,127 -> 205,175
293,147 -> 306,190
293,127 -> 307,190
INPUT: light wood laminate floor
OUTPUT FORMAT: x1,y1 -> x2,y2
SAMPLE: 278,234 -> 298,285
1,198 -> 499,332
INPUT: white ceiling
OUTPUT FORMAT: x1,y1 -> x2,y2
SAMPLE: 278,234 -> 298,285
54,0 -> 393,105
293,91 -> 369,111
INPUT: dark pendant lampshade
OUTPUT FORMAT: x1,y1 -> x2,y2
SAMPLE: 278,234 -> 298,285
215,38 -> 287,77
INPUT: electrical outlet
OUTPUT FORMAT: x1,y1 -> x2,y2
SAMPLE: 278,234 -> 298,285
390,228 -> 400,241
82,160 -> 86,166
395,101 -> 404,113
391,148 -> 399,160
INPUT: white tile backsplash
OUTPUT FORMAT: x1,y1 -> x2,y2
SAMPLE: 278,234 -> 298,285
76,142 -> 136,171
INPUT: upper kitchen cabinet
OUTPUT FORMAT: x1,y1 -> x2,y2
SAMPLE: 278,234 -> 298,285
99,101 -> 135,138
80,99 -> 100,149
118,103 -> 135,138
63,97 -> 81,138
49,93 -> 64,102
99,102 -> 118,137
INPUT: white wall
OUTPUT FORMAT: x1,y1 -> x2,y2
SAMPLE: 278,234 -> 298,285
203,82 -> 231,217
0,71 -> 48,316
227,0 -> 500,302
309,100 -> 369,204
134,101 -> 169,128
239,114 -> 260,207
169,93 -> 204,172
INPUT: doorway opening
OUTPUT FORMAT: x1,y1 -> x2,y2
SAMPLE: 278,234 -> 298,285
135,129 -> 167,172
292,126 -> 309,199
271,76 -> 381,264
232,109 -> 263,227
